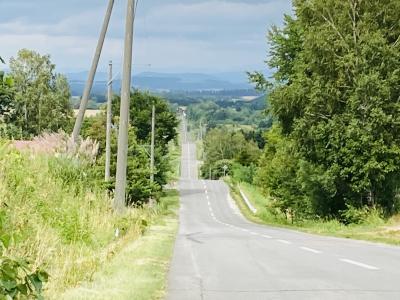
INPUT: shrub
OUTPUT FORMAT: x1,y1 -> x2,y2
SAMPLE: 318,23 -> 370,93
340,204 -> 384,225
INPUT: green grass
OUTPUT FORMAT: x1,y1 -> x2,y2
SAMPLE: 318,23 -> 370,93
195,139 -> 203,161
166,140 -> 181,183
239,182 -> 267,209
227,179 -> 400,246
0,142 -> 179,298
60,190 -> 179,300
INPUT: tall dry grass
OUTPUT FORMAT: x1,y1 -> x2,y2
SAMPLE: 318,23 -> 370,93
0,140 -> 162,297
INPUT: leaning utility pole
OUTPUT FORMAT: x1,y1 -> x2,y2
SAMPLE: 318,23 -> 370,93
150,104 -> 155,183
105,61 -> 113,182
72,0 -> 114,143
114,0 -> 135,212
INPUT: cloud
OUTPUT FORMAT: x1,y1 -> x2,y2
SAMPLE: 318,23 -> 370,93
0,0 -> 292,72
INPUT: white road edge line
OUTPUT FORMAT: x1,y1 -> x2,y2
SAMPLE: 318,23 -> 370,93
300,247 -> 321,254
277,239 -> 291,245
340,259 -> 379,270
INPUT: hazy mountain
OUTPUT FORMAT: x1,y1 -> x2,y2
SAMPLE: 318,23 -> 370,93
65,71 -> 256,96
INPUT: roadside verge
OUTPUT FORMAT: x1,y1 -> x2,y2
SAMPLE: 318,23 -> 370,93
225,179 -> 400,246
60,190 -> 180,300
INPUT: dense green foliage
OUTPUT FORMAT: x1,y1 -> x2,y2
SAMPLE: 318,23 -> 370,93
1,211 -> 49,299
0,72 -> 16,136
188,97 -> 270,130
251,0 -> 400,218
1,49 -> 73,139
200,127 -> 261,181
82,91 -> 179,205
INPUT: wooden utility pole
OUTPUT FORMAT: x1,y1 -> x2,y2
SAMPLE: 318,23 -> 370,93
105,60 -> 113,182
114,0 -> 135,212
150,104 -> 155,183
72,0 -> 114,143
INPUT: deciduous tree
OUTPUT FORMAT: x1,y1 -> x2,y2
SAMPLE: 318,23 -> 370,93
9,49 -> 73,138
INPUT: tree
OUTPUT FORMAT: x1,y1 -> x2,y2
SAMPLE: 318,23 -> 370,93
253,0 -> 400,217
9,49 -> 73,138
99,128 -> 157,205
82,91 -> 178,204
113,90 -> 178,152
201,127 -> 261,179
0,72 -> 17,136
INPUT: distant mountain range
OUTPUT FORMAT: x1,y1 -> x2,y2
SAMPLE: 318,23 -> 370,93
66,71 -> 257,96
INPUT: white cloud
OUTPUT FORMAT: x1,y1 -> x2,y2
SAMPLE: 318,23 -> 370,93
0,0 -> 292,72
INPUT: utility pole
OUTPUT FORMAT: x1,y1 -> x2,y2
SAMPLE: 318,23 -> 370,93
150,104 -> 156,184
114,0 -> 135,212
72,0 -> 114,143
105,60 -> 113,182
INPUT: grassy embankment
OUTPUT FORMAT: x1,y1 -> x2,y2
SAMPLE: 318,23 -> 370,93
61,190 -> 179,300
0,139 -> 180,299
166,138 -> 181,183
226,179 -> 400,245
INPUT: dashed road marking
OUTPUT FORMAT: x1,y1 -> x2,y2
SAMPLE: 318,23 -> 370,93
277,239 -> 292,245
262,234 -> 272,239
340,259 -> 379,270
300,247 -> 322,254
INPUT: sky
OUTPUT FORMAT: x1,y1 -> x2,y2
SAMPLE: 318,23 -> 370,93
0,0 -> 293,74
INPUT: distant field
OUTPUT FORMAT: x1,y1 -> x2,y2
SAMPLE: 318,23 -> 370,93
73,109 -> 101,117
241,96 -> 259,101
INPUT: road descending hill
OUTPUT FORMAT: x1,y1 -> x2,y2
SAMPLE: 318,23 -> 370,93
167,118 -> 400,300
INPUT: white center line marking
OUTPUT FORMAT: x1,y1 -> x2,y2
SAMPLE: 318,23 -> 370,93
340,259 -> 379,270
277,239 -> 292,245
262,234 -> 272,239
300,247 -> 322,254
250,232 -> 258,236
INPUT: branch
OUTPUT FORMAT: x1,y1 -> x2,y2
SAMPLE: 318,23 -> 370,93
320,10 -> 350,50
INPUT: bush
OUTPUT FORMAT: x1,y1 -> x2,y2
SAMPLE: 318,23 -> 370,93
231,163 -> 257,184
340,204 -> 384,225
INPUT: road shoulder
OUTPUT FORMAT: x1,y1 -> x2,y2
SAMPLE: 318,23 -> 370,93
226,180 -> 400,246
60,190 -> 179,300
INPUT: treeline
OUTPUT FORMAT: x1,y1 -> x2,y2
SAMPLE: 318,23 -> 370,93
1,49 -> 179,298
201,0 -> 400,222
0,49 -> 179,205
162,90 -> 262,107
0,49 -> 73,138
188,98 -> 271,132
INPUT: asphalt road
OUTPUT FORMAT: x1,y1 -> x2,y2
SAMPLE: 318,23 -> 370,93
167,121 -> 400,300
